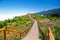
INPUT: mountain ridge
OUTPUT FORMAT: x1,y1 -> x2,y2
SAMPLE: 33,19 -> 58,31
35,8 -> 60,16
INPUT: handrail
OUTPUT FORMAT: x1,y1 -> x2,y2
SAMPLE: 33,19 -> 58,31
37,20 -> 55,40
0,22 -> 33,40
0,14 -> 34,40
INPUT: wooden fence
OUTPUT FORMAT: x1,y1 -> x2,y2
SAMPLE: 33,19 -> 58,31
38,22 -> 55,40
0,24 -> 33,40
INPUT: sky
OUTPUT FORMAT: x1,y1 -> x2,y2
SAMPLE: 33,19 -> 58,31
0,0 -> 60,20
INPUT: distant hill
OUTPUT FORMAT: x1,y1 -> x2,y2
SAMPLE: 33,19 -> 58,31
35,8 -> 60,17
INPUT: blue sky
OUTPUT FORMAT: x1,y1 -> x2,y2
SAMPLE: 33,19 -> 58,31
0,0 -> 60,20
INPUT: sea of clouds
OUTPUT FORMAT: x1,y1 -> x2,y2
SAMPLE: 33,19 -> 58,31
0,13 -> 27,21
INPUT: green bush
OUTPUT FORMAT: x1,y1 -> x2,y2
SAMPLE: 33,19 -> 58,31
52,25 -> 60,40
13,37 -> 20,40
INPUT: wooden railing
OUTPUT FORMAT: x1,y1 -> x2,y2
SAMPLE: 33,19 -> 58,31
0,23 -> 33,40
48,27 -> 55,40
37,22 -> 55,40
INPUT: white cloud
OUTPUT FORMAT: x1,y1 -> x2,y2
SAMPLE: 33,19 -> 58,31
0,13 -> 28,21
0,14 -> 16,21
0,10 -> 31,21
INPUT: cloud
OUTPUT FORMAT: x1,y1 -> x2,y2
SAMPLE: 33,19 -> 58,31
0,13 -> 27,21
0,14 -> 16,21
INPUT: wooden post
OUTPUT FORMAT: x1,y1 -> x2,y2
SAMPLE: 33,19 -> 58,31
47,24 -> 55,40
20,32 -> 22,39
3,27 -> 7,40
3,30 -> 6,40
48,27 -> 50,40
46,24 -> 50,40
48,27 -> 55,40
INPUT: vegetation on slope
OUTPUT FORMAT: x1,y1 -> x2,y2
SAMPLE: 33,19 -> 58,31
0,15 -> 33,31
31,14 -> 60,40
0,15 -> 33,40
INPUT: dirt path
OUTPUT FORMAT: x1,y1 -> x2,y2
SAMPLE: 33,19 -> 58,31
22,14 -> 41,40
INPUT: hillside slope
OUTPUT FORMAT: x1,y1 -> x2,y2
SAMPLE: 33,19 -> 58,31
35,8 -> 60,16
